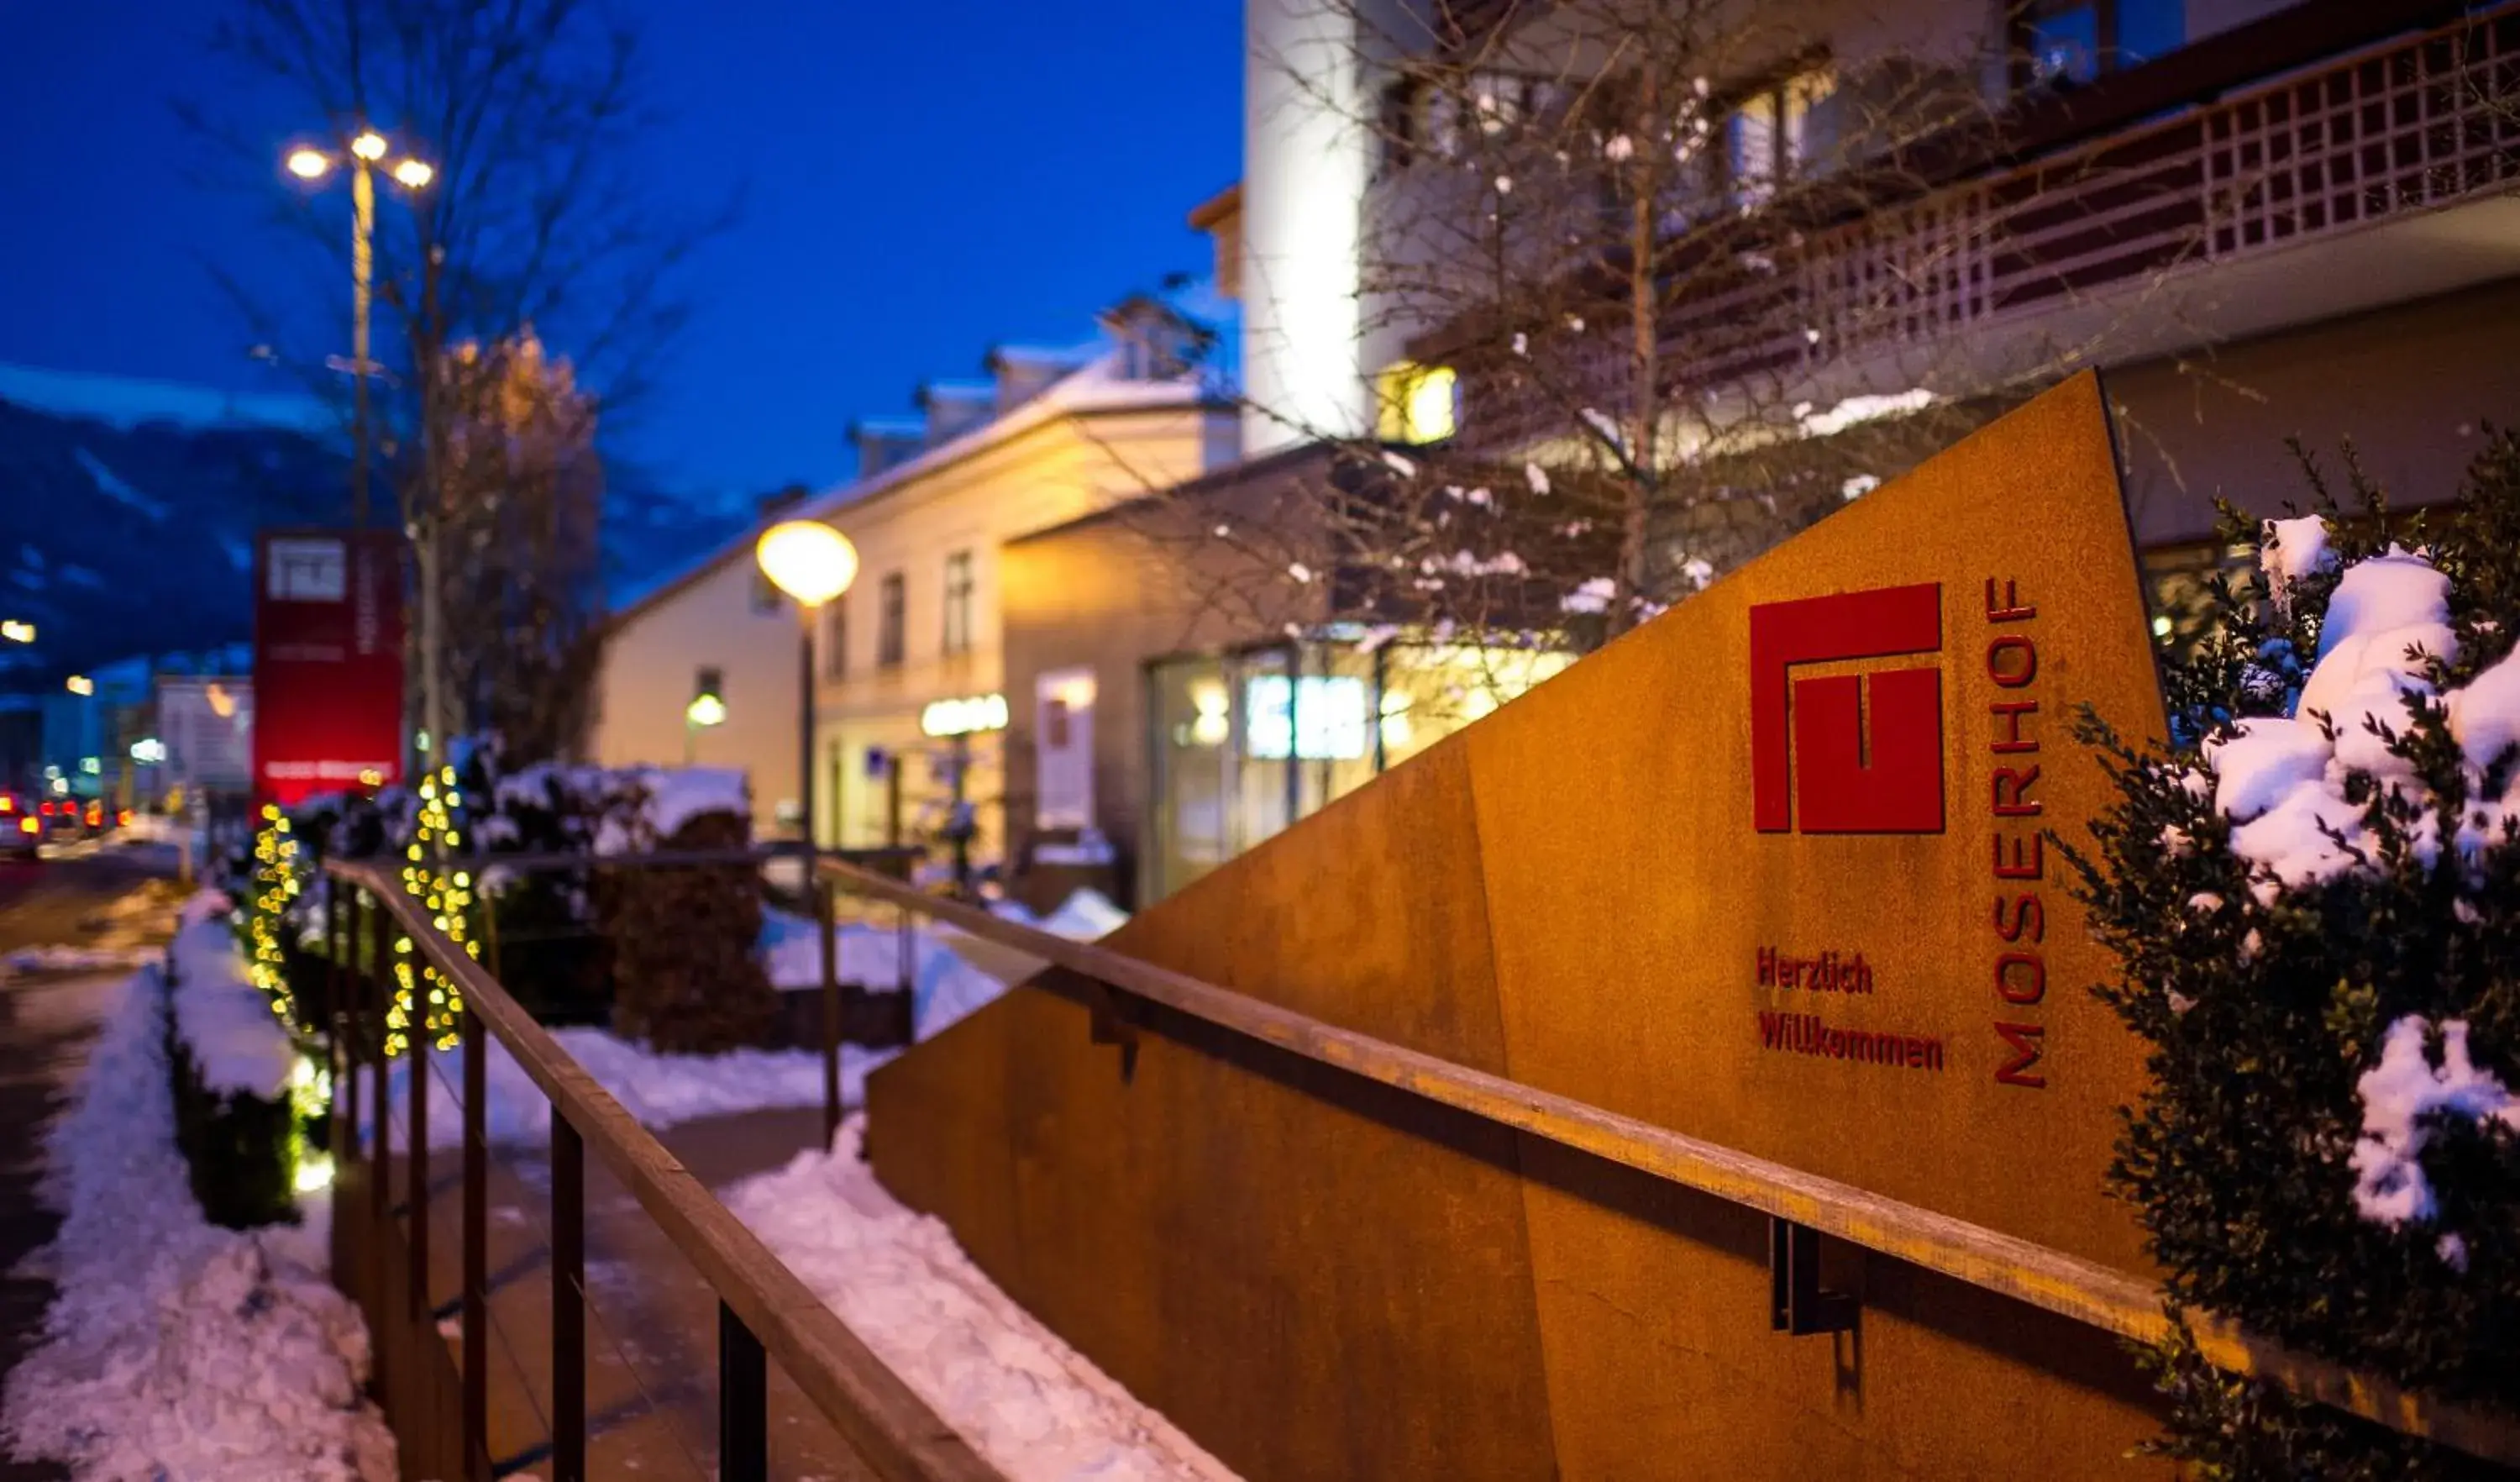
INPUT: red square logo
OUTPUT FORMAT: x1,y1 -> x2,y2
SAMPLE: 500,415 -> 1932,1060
1750,584 -> 1945,834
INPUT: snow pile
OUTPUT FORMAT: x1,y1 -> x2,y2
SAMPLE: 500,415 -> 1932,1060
760,887 -> 1131,1041
2,943 -> 152,979
592,765 -> 751,854
999,889 -> 1131,943
724,1119 -> 1237,1482
2349,1017 -> 2520,1232
0,970 -> 395,1479
2260,514 -> 2337,613
2204,542 -> 2468,886
167,917 -> 293,1100
372,1027 -> 896,1152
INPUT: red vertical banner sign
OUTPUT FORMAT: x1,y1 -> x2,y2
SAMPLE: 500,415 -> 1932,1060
252,528 -> 406,807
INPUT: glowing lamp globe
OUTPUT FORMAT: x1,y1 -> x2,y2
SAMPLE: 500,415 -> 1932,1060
754,520 -> 858,607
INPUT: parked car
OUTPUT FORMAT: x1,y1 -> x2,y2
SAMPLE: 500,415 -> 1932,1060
0,790 -> 39,861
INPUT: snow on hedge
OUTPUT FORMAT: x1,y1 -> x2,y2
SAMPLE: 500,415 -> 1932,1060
0,970 -> 394,1479
725,1119 -> 1237,1482
166,916 -> 294,1100
2206,527 -> 2520,1231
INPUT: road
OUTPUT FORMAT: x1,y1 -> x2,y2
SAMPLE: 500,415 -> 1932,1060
0,843 -> 177,1482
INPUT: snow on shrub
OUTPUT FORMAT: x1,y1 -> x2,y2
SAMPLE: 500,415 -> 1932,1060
2069,433 -> 2520,1475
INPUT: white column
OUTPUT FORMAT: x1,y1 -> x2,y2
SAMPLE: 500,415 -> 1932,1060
1243,0 -> 1373,453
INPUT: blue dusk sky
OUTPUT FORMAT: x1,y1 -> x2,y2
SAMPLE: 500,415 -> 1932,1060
0,3 -> 1243,506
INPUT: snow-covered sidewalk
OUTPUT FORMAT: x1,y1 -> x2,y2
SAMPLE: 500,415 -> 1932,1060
0,967 -> 395,1479
725,1118 -> 1239,1482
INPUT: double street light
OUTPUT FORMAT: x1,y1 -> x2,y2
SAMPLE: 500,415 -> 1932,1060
754,520 -> 859,854
282,129 -> 436,528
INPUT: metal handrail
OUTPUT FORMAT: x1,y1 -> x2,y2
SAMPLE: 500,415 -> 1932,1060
324,857 -> 1000,1482
818,858 -> 2520,1466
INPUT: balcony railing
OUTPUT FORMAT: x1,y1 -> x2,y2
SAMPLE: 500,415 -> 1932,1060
1463,3 -> 2520,449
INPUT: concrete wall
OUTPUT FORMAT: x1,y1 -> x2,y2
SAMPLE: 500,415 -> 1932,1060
2111,276 -> 2520,548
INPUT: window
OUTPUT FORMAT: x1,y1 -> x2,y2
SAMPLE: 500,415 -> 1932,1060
1374,361 -> 1458,444
877,572 -> 906,667
2013,0 -> 2183,90
1724,66 -> 1835,211
822,599 -> 848,681
1378,70 -> 1567,174
942,551 -> 975,656
749,566 -> 782,615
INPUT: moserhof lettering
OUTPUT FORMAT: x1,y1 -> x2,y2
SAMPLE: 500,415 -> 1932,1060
1749,584 -> 1946,834
1984,576 -> 2048,1090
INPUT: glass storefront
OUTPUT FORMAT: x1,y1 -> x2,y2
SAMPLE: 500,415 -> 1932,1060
1145,636 -> 1572,902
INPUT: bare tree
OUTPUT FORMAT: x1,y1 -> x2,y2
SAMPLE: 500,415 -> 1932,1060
1231,0 -> 2161,657
433,333 -> 605,760
187,0 -> 725,765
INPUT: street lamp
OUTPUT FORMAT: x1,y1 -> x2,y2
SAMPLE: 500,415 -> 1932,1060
685,675 -> 727,764
0,620 -> 32,644
282,128 -> 435,528
753,519 -> 858,854
65,675 -> 93,697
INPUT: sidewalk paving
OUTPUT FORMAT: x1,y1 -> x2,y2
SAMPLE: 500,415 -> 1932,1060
396,1106 -> 880,1480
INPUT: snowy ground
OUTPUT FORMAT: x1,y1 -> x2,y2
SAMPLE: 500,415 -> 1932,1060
0,968 -> 395,1479
726,1118 -> 1240,1482
371,1026 -> 900,1152
759,886 -> 1131,1042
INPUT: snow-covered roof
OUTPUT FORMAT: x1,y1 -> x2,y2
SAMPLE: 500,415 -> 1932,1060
612,306 -> 1232,629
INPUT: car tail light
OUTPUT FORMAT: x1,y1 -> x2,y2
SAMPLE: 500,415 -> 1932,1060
117,809 -> 132,826
17,817 -> 34,835
0,795 -> 13,813
39,801 -> 53,817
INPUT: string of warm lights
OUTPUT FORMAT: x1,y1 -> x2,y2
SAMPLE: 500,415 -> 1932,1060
245,803 -> 305,1027
391,765 -> 480,1056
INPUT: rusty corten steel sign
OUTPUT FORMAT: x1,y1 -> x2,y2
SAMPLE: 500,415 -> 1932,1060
869,375 -> 2176,1479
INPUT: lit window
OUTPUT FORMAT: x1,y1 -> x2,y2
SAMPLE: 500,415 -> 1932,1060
942,551 -> 974,656
877,572 -> 906,667
2015,0 -> 2183,90
1375,361 -> 1458,444
1725,67 -> 1834,210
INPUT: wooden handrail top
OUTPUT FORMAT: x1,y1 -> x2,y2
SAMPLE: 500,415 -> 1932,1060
817,859 -> 2520,1466
325,859 -> 1005,1482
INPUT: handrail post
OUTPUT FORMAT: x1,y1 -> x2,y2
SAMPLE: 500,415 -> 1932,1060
365,888 -> 390,1316
461,1001 -> 487,1480
819,875 -> 840,1147
720,1301 -> 768,1482
551,1115 -> 586,1482
407,955 -> 429,1324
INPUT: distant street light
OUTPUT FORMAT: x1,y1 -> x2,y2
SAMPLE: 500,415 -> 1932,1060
65,675 -> 93,696
684,672 -> 727,765
753,519 -> 858,851
282,127 -> 435,528
0,620 -> 32,644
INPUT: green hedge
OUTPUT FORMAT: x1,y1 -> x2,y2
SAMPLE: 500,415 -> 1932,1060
161,968 -> 299,1231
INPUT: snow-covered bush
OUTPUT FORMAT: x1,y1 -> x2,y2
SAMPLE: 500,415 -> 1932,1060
2069,434 -> 2520,1476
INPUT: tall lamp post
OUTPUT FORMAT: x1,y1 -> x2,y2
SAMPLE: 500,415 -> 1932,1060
285,131 -> 435,528
753,520 -> 858,859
